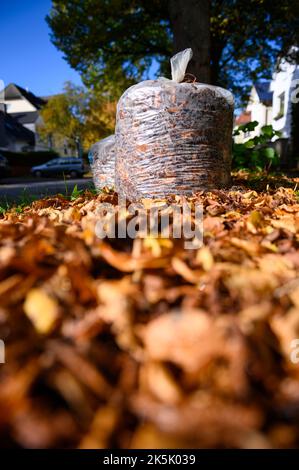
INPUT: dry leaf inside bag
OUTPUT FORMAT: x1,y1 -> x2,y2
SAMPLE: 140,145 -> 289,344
115,50 -> 234,200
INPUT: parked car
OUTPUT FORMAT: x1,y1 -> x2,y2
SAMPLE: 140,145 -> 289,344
31,157 -> 85,178
0,153 -> 11,178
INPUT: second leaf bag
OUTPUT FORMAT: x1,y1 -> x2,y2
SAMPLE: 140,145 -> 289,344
115,49 -> 234,200
89,135 -> 115,190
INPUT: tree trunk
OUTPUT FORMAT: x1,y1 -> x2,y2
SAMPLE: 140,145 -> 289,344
168,0 -> 211,84
210,39 -> 225,85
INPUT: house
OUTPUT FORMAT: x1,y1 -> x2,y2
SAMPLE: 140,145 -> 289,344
235,111 -> 252,126
271,59 -> 299,141
247,81 -> 273,132
235,55 -> 299,162
0,83 -> 74,155
0,103 -> 35,152
3,83 -> 46,129
234,81 -> 273,143
1,83 -> 49,151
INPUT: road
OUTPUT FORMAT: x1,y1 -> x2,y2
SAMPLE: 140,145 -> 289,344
0,177 -> 94,203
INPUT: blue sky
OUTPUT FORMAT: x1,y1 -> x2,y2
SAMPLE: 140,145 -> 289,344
0,0 -> 82,97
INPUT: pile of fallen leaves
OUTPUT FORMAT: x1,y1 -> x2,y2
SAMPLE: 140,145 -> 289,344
1,176 -> 299,448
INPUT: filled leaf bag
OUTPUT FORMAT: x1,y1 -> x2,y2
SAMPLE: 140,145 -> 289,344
115,49 -> 234,200
89,135 -> 115,190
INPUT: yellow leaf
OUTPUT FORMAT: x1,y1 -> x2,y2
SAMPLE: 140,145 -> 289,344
260,240 -> 278,252
143,236 -> 173,257
247,210 -> 264,233
24,288 -> 59,334
196,246 -> 214,271
249,210 -> 263,227
243,190 -> 258,199
63,207 -> 81,222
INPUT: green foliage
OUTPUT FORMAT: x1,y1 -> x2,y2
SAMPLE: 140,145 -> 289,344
0,205 -> 8,215
39,82 -> 87,152
47,0 -> 299,104
70,184 -> 84,200
233,121 -> 281,172
39,82 -> 116,152
60,178 -> 96,200
47,0 -> 170,97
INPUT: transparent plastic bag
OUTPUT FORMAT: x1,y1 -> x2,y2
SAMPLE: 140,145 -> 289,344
170,48 -> 193,83
115,49 -> 234,201
89,135 -> 115,190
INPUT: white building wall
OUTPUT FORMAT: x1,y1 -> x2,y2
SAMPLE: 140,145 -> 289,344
4,97 -> 36,113
247,88 -> 272,132
3,139 -> 29,152
236,58 -> 299,145
235,87 -> 272,143
271,61 -> 299,138
23,123 -> 36,133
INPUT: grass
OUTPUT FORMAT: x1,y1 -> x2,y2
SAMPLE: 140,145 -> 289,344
0,188 -> 38,215
57,183 -> 98,201
0,184 -> 99,216
232,169 -> 299,191
1,170 -> 297,216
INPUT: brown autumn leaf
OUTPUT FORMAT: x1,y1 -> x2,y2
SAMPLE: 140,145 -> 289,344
1,177 -> 299,448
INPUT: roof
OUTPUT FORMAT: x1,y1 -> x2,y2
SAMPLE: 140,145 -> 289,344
235,111 -> 251,126
254,81 -> 273,105
0,111 -> 35,146
4,83 -> 47,109
10,111 -> 39,125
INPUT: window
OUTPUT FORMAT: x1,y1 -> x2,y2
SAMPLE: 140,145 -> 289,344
275,92 -> 285,120
47,159 -> 58,166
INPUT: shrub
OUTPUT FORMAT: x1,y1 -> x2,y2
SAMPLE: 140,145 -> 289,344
233,121 -> 281,172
